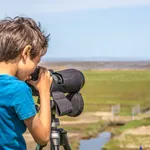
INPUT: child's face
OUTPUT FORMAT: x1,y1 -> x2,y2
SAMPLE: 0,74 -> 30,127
17,55 -> 41,81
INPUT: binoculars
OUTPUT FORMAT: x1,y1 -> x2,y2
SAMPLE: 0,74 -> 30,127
27,67 -> 85,117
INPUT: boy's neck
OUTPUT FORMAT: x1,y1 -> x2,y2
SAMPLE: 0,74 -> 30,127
0,62 -> 17,76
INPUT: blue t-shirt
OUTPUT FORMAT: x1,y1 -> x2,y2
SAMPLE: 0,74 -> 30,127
0,74 -> 37,150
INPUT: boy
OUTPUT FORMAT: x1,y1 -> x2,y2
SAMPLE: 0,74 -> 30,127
0,16 -> 53,150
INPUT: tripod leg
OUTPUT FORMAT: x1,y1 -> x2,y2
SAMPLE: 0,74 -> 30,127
51,130 -> 60,150
51,145 -> 60,150
60,129 -> 71,150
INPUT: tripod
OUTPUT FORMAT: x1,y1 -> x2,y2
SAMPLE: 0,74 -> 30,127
35,106 -> 72,150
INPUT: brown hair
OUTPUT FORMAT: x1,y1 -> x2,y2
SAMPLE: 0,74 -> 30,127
0,16 -> 50,62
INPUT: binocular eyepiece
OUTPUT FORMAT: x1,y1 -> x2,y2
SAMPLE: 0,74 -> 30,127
30,67 -> 63,84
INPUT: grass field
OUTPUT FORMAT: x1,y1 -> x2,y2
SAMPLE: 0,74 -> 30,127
81,70 -> 150,114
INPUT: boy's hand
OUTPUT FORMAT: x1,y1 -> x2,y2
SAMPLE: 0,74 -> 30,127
28,67 -> 53,94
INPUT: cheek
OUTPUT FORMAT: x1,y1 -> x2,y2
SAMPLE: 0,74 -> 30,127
28,64 -> 37,74
28,63 -> 37,73
18,62 -> 35,75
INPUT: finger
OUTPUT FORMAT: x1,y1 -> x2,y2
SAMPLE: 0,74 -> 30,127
38,67 -> 46,79
50,75 -> 53,81
39,67 -> 44,74
46,69 -> 50,77
42,68 -> 50,77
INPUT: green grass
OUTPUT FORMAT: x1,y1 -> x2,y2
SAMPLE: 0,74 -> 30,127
110,118 -> 150,136
119,118 -> 150,131
81,70 -> 150,114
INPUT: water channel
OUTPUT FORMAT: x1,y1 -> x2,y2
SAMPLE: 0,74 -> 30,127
79,132 -> 111,150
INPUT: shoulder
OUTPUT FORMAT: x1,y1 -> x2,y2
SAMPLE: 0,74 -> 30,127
10,79 -> 32,94
12,81 -> 33,104
12,81 -> 37,120
2,75 -> 31,94
15,81 -> 31,92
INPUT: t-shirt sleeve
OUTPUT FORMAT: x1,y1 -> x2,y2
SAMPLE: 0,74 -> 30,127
12,82 -> 37,120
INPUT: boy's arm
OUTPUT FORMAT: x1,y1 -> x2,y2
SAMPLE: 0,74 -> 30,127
24,67 -> 52,145
24,91 -> 51,145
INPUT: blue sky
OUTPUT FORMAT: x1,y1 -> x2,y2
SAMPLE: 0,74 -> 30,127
0,0 -> 150,61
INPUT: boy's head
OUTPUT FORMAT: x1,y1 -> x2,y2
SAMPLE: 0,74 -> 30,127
0,16 -> 50,80
0,16 -> 49,62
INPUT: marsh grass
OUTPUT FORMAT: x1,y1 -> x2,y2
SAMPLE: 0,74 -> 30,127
82,70 -> 150,114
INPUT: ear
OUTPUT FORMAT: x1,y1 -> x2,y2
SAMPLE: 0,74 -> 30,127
21,45 -> 32,61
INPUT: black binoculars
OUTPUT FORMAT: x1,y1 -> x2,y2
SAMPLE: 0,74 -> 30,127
27,67 -> 85,117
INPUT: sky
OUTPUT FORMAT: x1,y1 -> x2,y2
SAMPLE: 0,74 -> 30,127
0,0 -> 150,61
